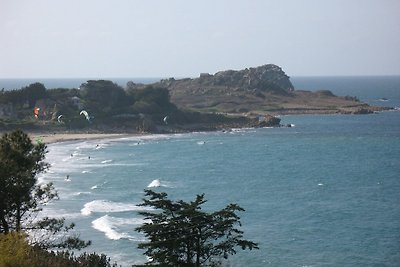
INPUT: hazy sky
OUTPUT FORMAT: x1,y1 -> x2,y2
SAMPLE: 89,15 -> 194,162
1,0 -> 399,78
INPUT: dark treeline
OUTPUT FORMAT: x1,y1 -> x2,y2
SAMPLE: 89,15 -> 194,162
0,80 -> 253,132
0,80 -> 176,120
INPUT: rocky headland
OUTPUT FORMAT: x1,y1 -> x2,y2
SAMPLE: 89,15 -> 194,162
129,64 -> 387,116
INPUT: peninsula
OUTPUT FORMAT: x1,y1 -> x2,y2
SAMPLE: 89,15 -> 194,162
150,64 -> 385,115
0,64 -> 387,137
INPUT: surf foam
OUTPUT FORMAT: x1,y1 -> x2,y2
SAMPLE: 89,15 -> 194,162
81,200 -> 148,216
147,179 -> 161,188
92,215 -> 144,240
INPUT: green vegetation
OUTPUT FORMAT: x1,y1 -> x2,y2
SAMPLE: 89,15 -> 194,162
0,130 -> 116,266
135,190 -> 259,267
0,232 -> 117,267
0,80 -> 264,132
0,81 -> 174,125
0,129 -> 50,234
79,80 -> 129,117
0,130 -> 90,248
0,83 -> 47,107
0,80 -> 240,132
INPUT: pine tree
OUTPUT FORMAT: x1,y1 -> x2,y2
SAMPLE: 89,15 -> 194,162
135,190 -> 259,267
0,130 -> 90,249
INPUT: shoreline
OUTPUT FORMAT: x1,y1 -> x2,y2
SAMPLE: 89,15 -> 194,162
29,133 -> 137,144
14,108 -> 397,145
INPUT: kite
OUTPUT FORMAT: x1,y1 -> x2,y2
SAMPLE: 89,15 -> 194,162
33,107 -> 40,119
57,115 -> 64,123
163,116 -> 169,125
80,110 -> 90,121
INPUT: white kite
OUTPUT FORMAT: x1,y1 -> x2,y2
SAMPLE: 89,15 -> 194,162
80,110 -> 90,121
163,116 -> 169,125
57,114 -> 64,123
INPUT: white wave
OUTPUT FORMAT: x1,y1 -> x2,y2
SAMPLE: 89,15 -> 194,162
95,143 -> 109,150
81,200 -> 148,216
74,191 -> 92,196
90,181 -> 107,190
160,181 -> 175,188
147,179 -> 175,188
101,159 -> 113,164
115,133 -> 189,146
39,208 -> 81,220
92,215 -> 144,240
318,183 -> 324,186
196,141 -> 206,145
75,141 -> 105,150
128,142 -> 142,146
92,215 -> 127,240
82,170 -> 91,173
231,128 -> 243,132
147,179 -> 161,188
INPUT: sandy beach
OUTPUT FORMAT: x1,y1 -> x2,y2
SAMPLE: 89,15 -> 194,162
29,133 -> 134,144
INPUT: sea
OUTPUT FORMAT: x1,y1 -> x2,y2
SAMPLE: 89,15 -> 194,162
3,76 -> 400,266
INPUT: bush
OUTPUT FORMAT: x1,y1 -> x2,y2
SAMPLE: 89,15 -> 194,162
0,232 -> 33,267
0,232 -> 118,267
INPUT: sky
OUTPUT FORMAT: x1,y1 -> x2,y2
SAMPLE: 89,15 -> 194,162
1,0 -> 399,78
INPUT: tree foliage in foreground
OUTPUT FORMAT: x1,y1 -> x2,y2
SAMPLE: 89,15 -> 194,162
0,130 -> 90,250
135,190 -> 259,267
0,232 -> 117,267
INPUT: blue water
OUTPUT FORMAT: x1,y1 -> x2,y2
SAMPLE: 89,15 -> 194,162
291,76 -> 400,109
36,77 -> 400,266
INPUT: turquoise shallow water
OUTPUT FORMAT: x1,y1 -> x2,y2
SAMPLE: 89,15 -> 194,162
37,77 -> 400,266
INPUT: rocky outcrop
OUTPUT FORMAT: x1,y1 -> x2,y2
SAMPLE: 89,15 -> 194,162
255,115 -> 281,127
148,64 -> 380,116
139,64 -> 298,115
158,64 -> 294,95
198,64 -> 294,93
127,64 -> 384,117
339,106 -> 390,115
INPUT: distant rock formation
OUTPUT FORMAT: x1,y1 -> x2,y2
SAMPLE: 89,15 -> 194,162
197,64 -> 294,93
139,64 -> 382,116
125,65 -> 389,117
136,64 -> 299,115
256,114 -> 281,127
158,64 -> 294,95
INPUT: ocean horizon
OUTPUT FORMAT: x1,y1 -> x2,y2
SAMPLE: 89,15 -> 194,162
32,76 -> 400,266
1,75 -> 400,93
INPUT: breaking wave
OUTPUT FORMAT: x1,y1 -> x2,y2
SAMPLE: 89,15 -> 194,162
81,200 -> 149,216
92,215 -> 145,240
